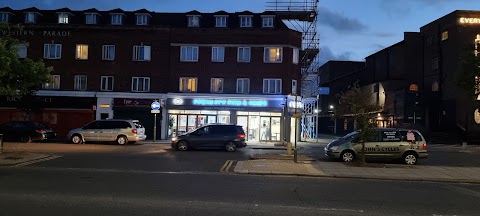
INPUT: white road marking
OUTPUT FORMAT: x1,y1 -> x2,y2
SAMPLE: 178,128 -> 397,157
11,155 -> 63,167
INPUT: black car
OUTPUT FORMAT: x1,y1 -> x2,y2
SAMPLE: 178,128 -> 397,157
171,124 -> 246,152
0,121 -> 57,143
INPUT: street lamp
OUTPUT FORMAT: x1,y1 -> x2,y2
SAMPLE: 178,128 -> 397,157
329,105 -> 334,110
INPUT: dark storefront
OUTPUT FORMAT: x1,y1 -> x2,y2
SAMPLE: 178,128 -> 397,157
112,98 -> 162,140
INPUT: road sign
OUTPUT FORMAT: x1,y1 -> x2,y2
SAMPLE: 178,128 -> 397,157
151,101 -> 160,110
318,87 -> 330,95
151,110 -> 160,114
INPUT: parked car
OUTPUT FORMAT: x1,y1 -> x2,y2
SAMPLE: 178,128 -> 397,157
171,124 -> 246,152
324,128 -> 428,165
67,119 -> 146,145
0,121 -> 57,143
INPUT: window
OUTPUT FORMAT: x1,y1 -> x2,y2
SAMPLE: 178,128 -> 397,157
58,13 -> 69,24
43,44 -> 62,59
132,77 -> 150,92
15,44 -> 27,58
292,80 -> 297,94
85,13 -> 97,24
262,16 -> 274,27
43,75 -> 60,90
133,45 -> 151,61
111,14 -> 123,25
180,46 -> 199,62
0,13 -> 10,23
380,130 -> 401,142
293,48 -> 299,64
188,15 -> 200,27
102,45 -> 115,60
211,47 -> 225,62
237,47 -> 251,62
409,84 -> 419,92
240,16 -> 252,27
75,44 -> 88,60
475,109 -> 480,125
441,31 -> 448,41
263,79 -> 282,94
179,77 -> 198,92
211,78 -> 224,93
264,47 -> 283,63
432,57 -> 439,70
25,12 -> 36,23
432,81 -> 439,92
426,36 -> 433,46
136,14 -> 148,25
215,16 -> 227,27
74,75 -> 87,90
101,76 -> 114,91
236,78 -> 250,94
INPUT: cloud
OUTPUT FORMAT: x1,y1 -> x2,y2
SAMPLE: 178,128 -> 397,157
373,32 -> 396,38
317,46 -> 355,66
317,7 -> 367,33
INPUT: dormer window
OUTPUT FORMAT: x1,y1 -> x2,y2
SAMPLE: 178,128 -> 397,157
0,12 -> 10,23
240,16 -> 252,27
215,15 -> 227,27
262,16 -> 274,27
25,12 -> 37,23
187,15 -> 200,27
110,14 -> 123,25
85,13 -> 98,24
57,13 -> 69,24
136,14 -> 149,25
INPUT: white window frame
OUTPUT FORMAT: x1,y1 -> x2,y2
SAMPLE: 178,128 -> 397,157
0,12 -> 10,23
215,15 -> 227,27
179,77 -> 198,93
263,79 -> 282,94
43,44 -> 62,59
211,47 -> 225,62
293,48 -> 299,64
102,45 -> 115,61
74,75 -> 87,91
236,78 -> 250,94
85,13 -> 97,24
101,76 -> 114,91
43,75 -> 60,90
131,77 -> 150,92
75,44 -> 89,60
15,44 -> 27,58
132,45 -> 151,61
180,46 -> 199,62
262,16 -> 274,27
136,14 -> 149,25
187,15 -> 200,27
239,16 -> 253,27
237,47 -> 251,62
25,12 -> 36,23
57,13 -> 69,24
210,78 -> 224,93
292,80 -> 298,95
264,47 -> 283,63
110,14 -> 123,25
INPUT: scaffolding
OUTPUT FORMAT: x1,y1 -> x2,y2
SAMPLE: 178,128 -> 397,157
267,0 -> 320,140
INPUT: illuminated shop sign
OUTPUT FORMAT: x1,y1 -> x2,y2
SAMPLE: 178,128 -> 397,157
459,17 -> 480,24
192,99 -> 268,107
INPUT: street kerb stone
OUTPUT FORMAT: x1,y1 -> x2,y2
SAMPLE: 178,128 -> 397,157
233,160 -> 327,176
0,152 -> 59,166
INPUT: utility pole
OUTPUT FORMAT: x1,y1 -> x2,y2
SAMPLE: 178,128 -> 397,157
294,94 -> 298,163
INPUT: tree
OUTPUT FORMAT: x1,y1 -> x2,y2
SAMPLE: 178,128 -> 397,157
334,82 -> 382,165
0,24 -> 52,119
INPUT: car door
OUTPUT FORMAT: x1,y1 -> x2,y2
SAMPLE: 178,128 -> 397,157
189,126 -> 212,148
81,121 -> 100,142
96,121 -> 116,142
377,129 -> 402,159
208,125 -> 229,148
352,130 -> 381,158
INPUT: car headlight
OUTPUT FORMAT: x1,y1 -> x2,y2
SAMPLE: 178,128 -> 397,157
171,137 -> 178,142
329,146 -> 339,151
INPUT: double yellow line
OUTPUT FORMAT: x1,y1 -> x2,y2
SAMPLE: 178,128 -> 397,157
220,160 -> 234,172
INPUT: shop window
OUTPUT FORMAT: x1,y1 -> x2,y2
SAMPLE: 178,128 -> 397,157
475,109 -> 480,124
441,31 -> 448,41
409,84 -> 419,92
432,81 -> 439,92
76,44 -> 89,60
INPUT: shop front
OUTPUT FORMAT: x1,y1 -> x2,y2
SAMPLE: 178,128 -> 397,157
166,94 -> 287,142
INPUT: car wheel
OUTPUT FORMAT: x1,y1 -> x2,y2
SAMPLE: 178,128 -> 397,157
71,134 -> 83,144
116,136 -> 128,145
20,136 -> 31,143
403,152 -> 417,165
225,142 -> 237,152
177,141 -> 189,151
340,150 -> 355,162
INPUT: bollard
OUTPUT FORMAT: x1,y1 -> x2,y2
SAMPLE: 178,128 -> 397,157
0,134 -> 3,154
286,142 -> 292,155
293,148 -> 298,163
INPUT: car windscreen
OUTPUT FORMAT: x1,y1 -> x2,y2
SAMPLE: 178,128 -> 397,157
342,132 -> 359,140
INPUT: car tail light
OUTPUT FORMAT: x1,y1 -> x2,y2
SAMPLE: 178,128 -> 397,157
422,143 -> 427,150
132,129 -> 138,135
36,129 -> 45,133
237,133 -> 246,139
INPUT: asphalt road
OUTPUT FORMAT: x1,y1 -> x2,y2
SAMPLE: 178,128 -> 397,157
1,167 -> 479,216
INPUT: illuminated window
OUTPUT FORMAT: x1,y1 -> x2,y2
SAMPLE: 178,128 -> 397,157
441,31 -> 448,41
210,78 -> 224,93
293,48 -> 299,64
409,84 -> 419,92
475,34 -> 480,57
179,77 -> 197,92
43,75 -> 60,90
264,47 -> 282,63
475,109 -> 480,124
75,44 -> 88,60
58,13 -> 69,24
432,81 -> 439,92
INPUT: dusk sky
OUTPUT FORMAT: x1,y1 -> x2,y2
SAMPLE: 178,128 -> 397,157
2,0 -> 480,66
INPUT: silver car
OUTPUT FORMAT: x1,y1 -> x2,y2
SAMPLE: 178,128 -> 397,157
68,119 -> 147,145
324,128 -> 428,165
